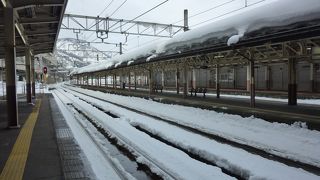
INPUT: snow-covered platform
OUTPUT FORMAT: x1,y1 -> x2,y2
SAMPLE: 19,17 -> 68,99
0,94 -> 93,179
79,85 -> 320,130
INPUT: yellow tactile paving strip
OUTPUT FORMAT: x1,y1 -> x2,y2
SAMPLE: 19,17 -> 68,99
0,100 -> 41,180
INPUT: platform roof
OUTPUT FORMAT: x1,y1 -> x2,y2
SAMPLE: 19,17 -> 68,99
0,0 -> 68,58
71,0 -> 320,75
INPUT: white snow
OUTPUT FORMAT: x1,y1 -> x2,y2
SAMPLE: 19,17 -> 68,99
63,85 -> 320,169
55,85 -> 320,179
52,90 -> 129,180
55,88 -> 234,180
227,34 -> 243,46
70,0 -> 320,75
212,93 -> 320,106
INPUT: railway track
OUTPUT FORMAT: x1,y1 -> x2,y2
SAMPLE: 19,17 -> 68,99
59,85 -> 320,179
62,85 -> 320,175
54,88 -> 235,180
53,90 -> 132,180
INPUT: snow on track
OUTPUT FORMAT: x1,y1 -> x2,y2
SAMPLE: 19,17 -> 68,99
63,85 -> 320,168
56,88 -> 234,180
62,87 -> 320,180
52,90 -> 126,180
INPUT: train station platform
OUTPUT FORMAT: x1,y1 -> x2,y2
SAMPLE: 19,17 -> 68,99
78,85 -> 320,130
0,94 -> 93,179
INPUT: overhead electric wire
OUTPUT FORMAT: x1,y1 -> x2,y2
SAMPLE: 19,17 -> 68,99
192,0 -> 266,28
109,0 -> 128,17
171,0 -> 236,25
127,0 -> 266,52
86,0 -> 115,40
125,0 -> 238,48
119,0 -> 169,32
98,0 -> 115,17
87,0 -> 127,40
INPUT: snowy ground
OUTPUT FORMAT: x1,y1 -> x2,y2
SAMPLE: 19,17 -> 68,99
150,88 -> 320,106
62,85 -> 320,169
0,81 -> 26,96
0,81 -> 49,97
55,86 -> 320,180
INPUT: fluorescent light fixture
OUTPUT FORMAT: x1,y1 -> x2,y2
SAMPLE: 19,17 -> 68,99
15,22 -> 27,45
1,0 -> 6,7
214,55 -> 224,59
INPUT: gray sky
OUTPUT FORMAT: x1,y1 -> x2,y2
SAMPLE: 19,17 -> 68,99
59,0 -> 266,57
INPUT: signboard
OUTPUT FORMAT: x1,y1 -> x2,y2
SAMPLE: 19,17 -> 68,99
43,67 -> 47,74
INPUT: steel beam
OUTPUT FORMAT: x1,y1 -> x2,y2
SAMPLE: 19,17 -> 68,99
20,17 -> 59,25
62,13 -> 184,38
12,0 -> 64,10
4,7 -> 19,128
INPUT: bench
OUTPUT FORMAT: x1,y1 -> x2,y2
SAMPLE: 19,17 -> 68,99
189,87 -> 207,97
152,85 -> 163,93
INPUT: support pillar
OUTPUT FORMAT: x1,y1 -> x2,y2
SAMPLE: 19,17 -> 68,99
288,58 -> 297,105
161,70 -> 165,88
246,65 -> 250,91
233,66 -> 236,89
86,75 -> 89,86
250,60 -> 255,108
113,74 -> 116,88
31,57 -> 35,97
265,66 -> 271,90
310,63 -> 315,92
91,75 -> 93,86
216,64 -> 220,98
149,69 -> 153,97
183,66 -> 188,97
129,72 -> 131,91
134,71 -> 137,90
192,69 -> 197,89
25,48 -> 32,103
4,7 -> 19,128
96,74 -> 101,87
176,68 -> 180,94
104,74 -> 108,87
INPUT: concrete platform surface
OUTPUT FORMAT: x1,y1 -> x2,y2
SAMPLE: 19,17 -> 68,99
0,94 -> 93,180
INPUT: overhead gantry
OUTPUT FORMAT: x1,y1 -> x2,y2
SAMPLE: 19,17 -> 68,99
0,0 -> 68,128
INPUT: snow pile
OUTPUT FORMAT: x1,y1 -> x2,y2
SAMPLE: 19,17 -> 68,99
70,0 -> 320,75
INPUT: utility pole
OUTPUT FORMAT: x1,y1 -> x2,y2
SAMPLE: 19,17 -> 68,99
120,42 -> 123,55
184,9 -> 189,32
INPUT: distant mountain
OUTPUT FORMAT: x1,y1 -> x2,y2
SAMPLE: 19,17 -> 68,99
55,38 -> 111,69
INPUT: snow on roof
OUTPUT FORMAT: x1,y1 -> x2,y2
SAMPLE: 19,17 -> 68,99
70,0 -> 320,75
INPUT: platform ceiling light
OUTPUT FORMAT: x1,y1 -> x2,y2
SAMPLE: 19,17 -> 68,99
1,0 -> 7,7
15,22 -> 27,45
214,55 -> 224,59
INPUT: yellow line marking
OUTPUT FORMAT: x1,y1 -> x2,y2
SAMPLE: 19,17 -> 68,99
0,100 -> 42,180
